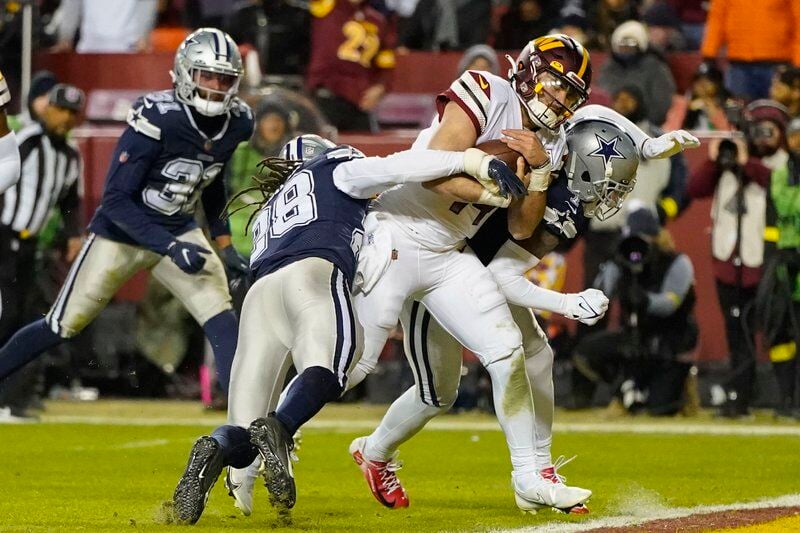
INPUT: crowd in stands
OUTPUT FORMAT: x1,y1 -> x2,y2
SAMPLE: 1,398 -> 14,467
0,0 -> 799,422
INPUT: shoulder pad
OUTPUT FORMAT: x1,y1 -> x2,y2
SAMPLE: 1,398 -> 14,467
126,91 -> 184,141
230,98 -> 253,121
436,70 -> 495,136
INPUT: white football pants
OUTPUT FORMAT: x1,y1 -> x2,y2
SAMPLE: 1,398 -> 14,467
227,257 -> 361,428
353,215 -> 537,473
364,300 -> 557,470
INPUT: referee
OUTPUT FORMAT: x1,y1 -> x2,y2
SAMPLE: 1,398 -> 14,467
0,83 -> 84,421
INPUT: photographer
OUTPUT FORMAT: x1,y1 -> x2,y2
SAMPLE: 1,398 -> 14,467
571,208 -> 697,416
688,100 -> 789,418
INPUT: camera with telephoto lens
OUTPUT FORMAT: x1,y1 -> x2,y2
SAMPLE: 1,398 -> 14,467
716,138 -> 739,171
617,235 -> 651,275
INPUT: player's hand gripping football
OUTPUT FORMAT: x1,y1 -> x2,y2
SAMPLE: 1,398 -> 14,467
167,240 -> 212,274
500,129 -> 553,192
463,148 -> 527,199
563,288 -> 609,325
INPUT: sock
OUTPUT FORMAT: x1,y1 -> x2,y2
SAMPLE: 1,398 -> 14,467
0,319 -> 64,381
202,310 -> 238,393
525,343 -> 555,470
485,348 -> 538,474
364,386 -> 446,462
211,424 -> 258,468
274,366 -> 342,436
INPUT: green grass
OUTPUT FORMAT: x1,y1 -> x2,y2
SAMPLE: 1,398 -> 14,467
0,403 -> 799,532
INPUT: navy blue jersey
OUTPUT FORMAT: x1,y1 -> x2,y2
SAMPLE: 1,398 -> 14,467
250,147 -> 369,285
89,90 -> 254,253
468,169 -> 592,265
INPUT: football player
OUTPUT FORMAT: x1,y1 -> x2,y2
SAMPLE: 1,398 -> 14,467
171,134 -> 526,523
0,69 -> 20,194
0,29 -> 253,391
354,114 -> 700,513
345,35 -> 700,511
343,34 -> 593,512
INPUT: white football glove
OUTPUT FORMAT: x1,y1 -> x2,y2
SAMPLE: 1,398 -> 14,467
563,288 -> 609,325
0,69 -> 10,108
642,130 -> 701,160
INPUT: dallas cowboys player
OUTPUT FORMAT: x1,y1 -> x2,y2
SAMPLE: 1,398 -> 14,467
171,134 -> 526,523
0,29 -> 253,390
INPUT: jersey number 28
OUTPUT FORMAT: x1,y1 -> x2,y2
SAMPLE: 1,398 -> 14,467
251,171 -> 318,258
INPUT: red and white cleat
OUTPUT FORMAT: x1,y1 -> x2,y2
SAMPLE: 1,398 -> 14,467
349,437 -> 409,509
539,455 -> 590,515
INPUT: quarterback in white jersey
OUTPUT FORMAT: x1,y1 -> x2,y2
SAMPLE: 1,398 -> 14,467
348,35 -> 595,512
347,34 -> 701,513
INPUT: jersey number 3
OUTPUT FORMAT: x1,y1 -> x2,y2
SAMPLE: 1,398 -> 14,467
252,171 -> 318,258
143,158 -> 223,215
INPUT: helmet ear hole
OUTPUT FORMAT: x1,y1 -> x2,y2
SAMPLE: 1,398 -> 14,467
580,171 -> 592,183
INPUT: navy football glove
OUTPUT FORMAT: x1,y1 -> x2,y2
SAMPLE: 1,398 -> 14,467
221,245 -> 249,277
167,241 -> 211,274
487,158 -> 527,199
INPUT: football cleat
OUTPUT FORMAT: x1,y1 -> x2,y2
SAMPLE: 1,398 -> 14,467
248,416 -> 296,510
225,459 -> 260,516
513,468 -> 591,514
349,436 -> 409,509
539,456 -> 591,514
173,436 -> 225,524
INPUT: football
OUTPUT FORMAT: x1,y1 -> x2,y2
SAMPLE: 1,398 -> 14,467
475,139 -> 529,173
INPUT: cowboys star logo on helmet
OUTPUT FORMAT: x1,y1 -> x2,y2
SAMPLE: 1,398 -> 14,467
588,134 -> 626,165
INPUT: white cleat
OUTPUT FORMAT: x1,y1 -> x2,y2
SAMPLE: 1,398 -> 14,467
225,458 -> 261,516
512,470 -> 591,514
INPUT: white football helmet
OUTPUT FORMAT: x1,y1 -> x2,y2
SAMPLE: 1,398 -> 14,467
281,134 -> 337,161
171,28 -> 243,116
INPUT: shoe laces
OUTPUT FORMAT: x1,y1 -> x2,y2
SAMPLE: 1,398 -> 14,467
375,452 -> 404,494
544,455 -> 577,484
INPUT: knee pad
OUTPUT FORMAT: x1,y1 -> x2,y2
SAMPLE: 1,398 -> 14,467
303,366 -> 344,402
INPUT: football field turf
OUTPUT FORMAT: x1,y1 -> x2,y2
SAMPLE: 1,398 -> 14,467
1,401 -> 799,532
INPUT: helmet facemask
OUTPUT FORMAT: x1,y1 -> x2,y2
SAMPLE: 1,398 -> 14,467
507,49 -> 589,131
188,68 -> 240,117
171,28 -> 244,117
584,167 -> 636,220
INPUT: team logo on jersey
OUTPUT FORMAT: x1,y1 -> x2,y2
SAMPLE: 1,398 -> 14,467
469,71 -> 491,99
588,134 -> 625,165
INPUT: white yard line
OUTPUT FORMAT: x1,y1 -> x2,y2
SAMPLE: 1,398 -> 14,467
37,415 -> 800,436
495,493 -> 800,533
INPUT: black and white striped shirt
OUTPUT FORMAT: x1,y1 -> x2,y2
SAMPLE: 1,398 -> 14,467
0,122 -> 82,239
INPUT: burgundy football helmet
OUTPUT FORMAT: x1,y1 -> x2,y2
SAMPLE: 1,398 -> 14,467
507,34 -> 592,131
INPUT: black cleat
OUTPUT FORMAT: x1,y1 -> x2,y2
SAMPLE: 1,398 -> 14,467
173,436 -> 225,524
248,416 -> 296,510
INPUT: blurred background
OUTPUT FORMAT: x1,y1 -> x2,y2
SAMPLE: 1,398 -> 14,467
1,0 -> 799,423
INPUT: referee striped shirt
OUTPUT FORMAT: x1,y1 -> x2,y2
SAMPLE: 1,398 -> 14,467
0,122 -> 82,238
